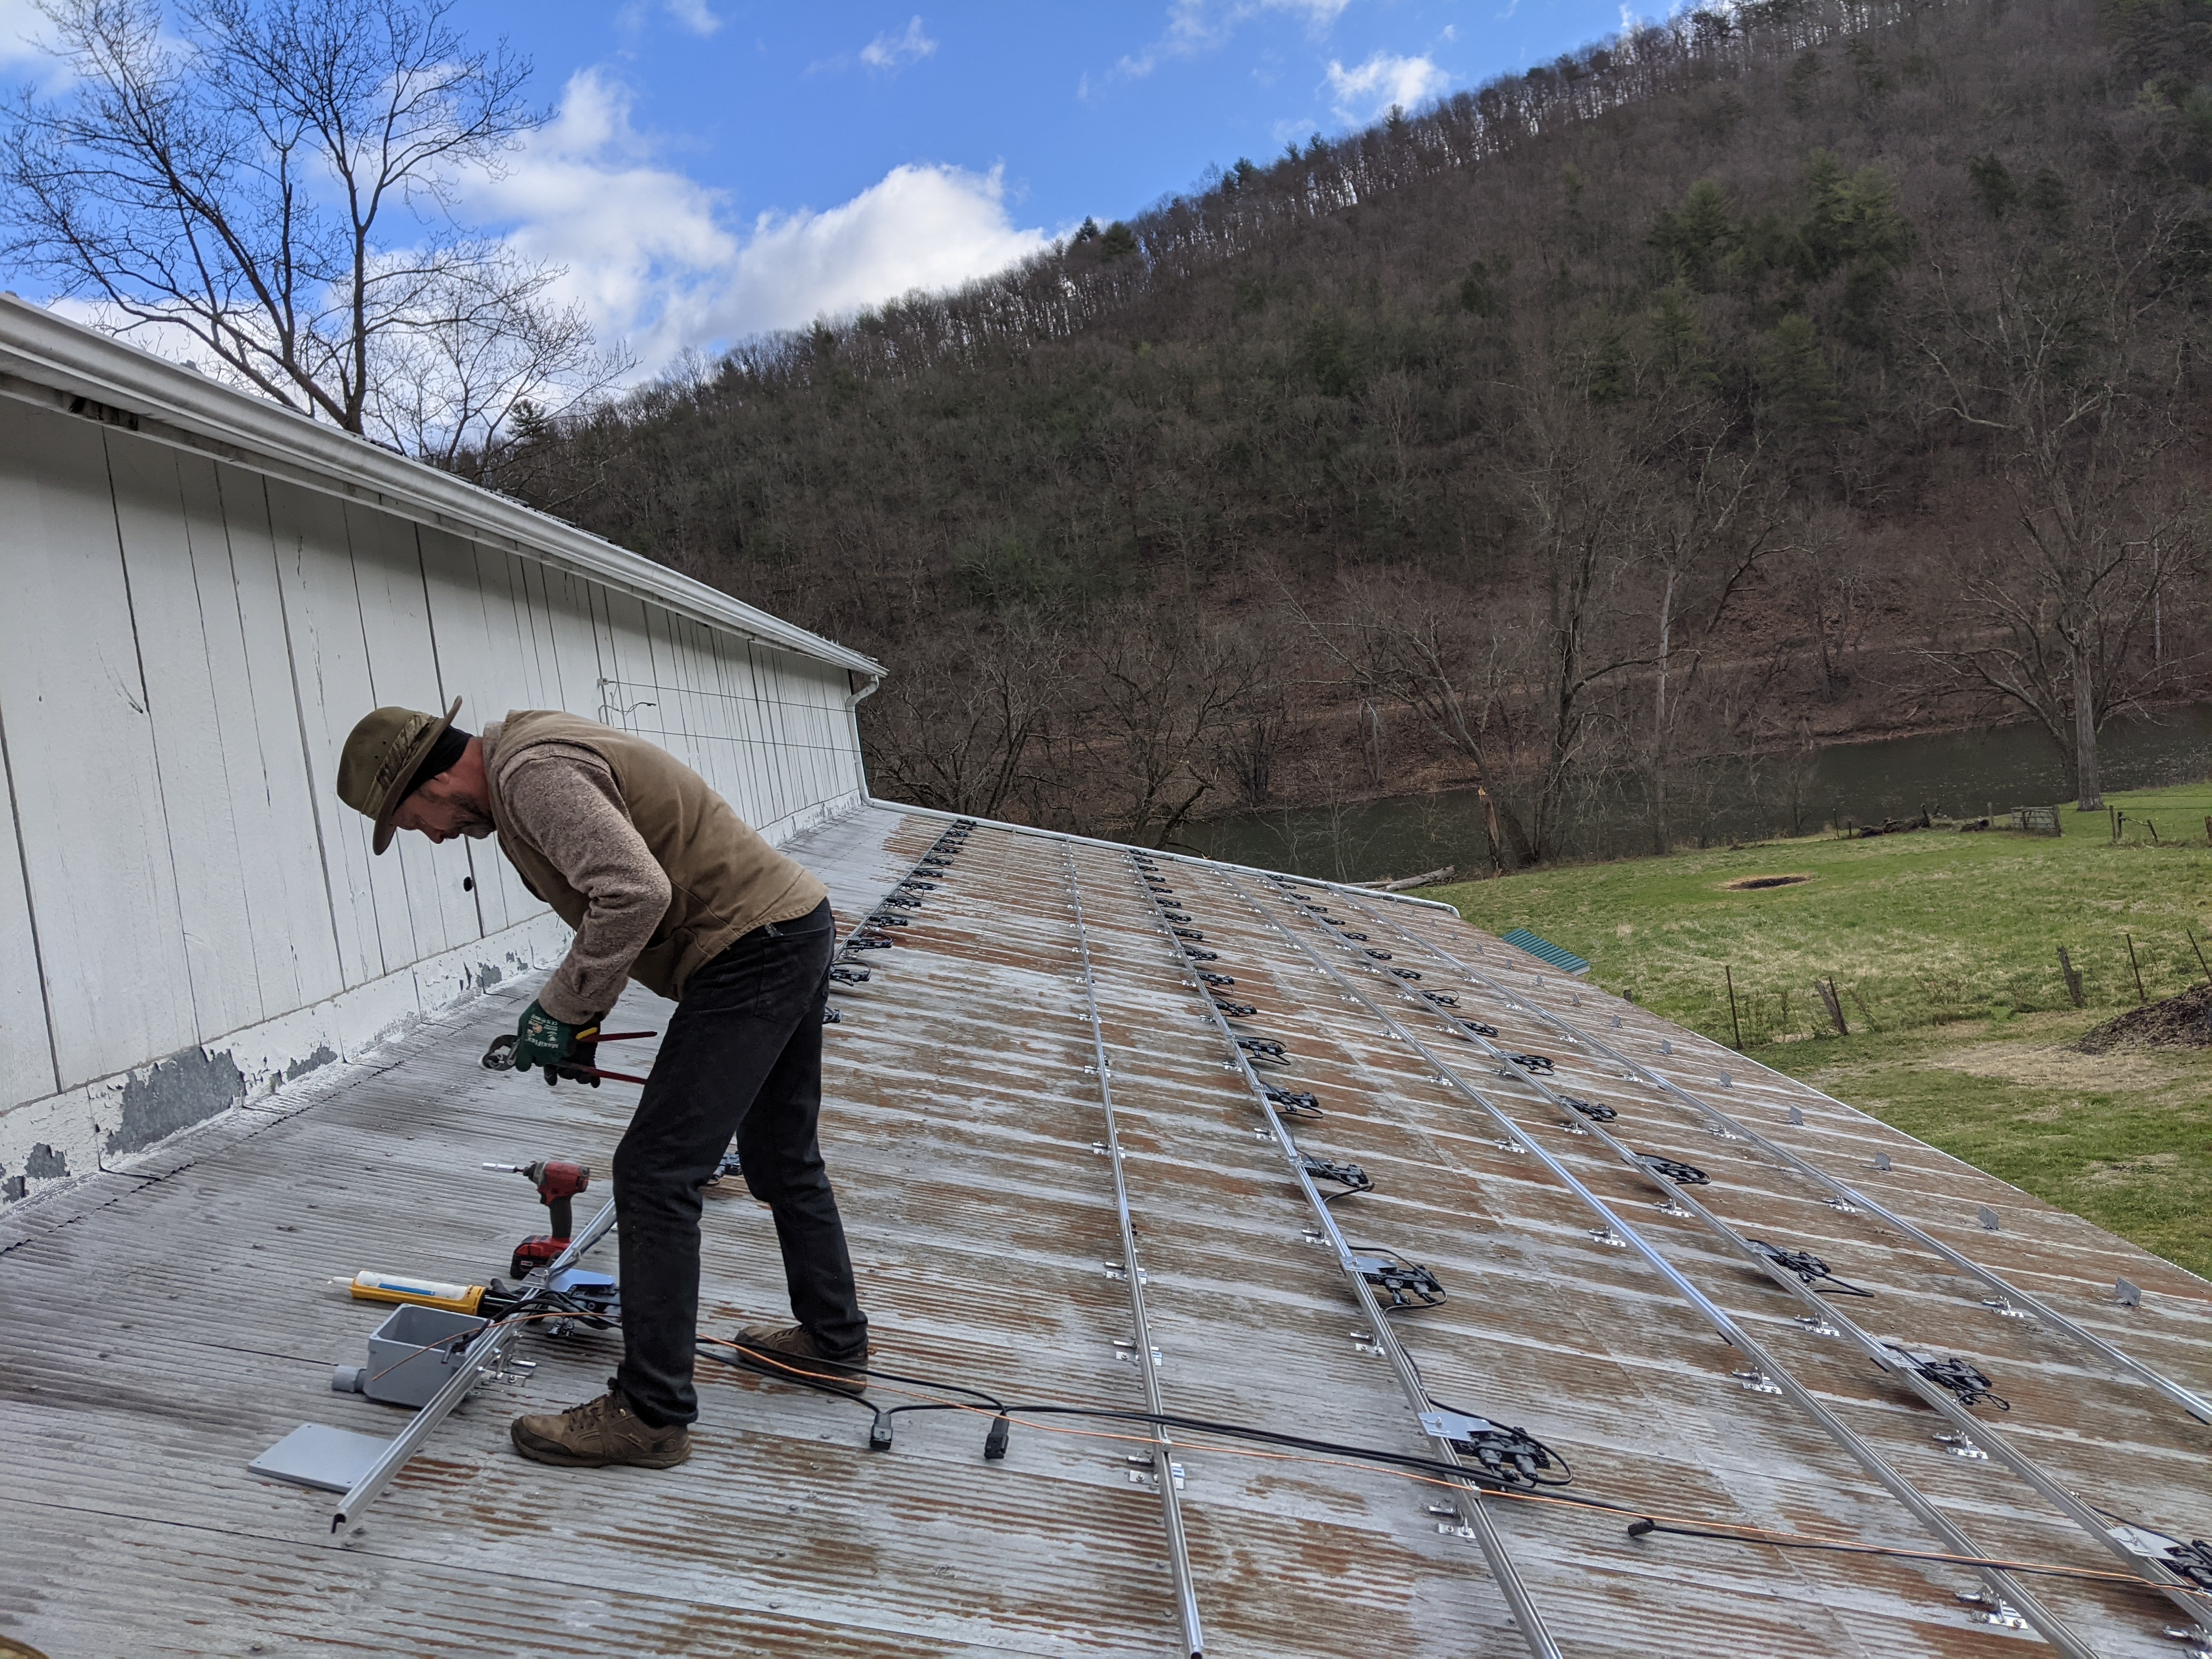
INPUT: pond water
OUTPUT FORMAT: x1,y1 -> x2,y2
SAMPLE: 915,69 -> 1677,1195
1183,704 -> 2212,884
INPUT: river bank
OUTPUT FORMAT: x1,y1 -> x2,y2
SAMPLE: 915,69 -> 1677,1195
1187,703 -> 2212,884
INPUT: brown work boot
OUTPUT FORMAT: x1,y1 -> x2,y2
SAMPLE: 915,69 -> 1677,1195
510,1386 -> 691,1469
729,1323 -> 872,1396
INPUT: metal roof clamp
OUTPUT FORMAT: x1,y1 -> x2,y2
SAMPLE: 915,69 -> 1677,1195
1955,1592 -> 2030,1630
1732,1368 -> 1783,1395
1882,1345 -> 2010,1410
1934,1431 -> 1989,1460
821,1006 -> 842,1025
1980,1297 -> 2036,1322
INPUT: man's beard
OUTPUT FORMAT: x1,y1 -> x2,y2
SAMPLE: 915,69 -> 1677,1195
455,805 -> 497,838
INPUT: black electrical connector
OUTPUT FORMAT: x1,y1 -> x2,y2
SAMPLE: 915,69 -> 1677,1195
866,911 -> 909,927
829,965 -> 871,985
1389,967 -> 1424,981
1199,971 -> 1237,988
1364,948 -> 1393,961
1173,927 -> 1206,941
884,893 -> 922,909
1423,1401 -> 1572,1489
1883,1345 -> 2009,1409
1212,998 -> 1259,1018
1163,910 -> 1194,923
1353,1248 -> 1445,1310
1237,1036 -> 1288,1063
1183,946 -> 1220,962
845,933 -> 894,951
1506,1052 -> 1554,1074
1420,990 -> 1460,1008
983,1416 -> 1011,1459
1460,1021 -> 1500,1039
1342,932 -> 1369,941
1265,1086 -> 1323,1119
1635,1152 -> 1709,1186
1560,1096 -> 1616,1122
1300,1152 -> 1373,1195
822,1006 -> 842,1025
1746,1237 -> 1873,1297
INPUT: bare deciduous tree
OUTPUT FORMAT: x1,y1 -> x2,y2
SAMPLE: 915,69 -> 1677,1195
1919,204 -> 2201,808
2,0 -> 624,462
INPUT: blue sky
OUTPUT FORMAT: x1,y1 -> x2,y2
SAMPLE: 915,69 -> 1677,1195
2,0 -> 1653,374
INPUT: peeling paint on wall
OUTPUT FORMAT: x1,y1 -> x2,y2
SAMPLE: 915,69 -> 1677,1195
473,963 -> 504,991
283,1044 -> 337,1081
106,1048 -> 247,1155
24,1143 -> 67,1178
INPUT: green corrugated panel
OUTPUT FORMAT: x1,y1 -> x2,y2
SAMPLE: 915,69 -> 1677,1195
1500,927 -> 1590,974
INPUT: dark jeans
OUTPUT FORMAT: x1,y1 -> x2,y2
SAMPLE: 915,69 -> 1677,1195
611,898 -> 866,1425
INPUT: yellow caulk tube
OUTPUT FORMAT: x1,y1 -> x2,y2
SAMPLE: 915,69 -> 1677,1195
344,1269 -> 487,1316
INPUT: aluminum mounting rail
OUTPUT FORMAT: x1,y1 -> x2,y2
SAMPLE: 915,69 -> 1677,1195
1270,882 -> 2212,1639
330,1197 -> 618,1531
1059,845 -> 1207,1659
1313,887 -> 2212,1632
1209,870 -> 2116,1659
1345,896 -> 2212,1429
1098,849 -> 1566,1659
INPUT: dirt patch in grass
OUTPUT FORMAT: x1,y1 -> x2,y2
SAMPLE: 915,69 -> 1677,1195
1720,873 -> 1812,891
2077,983 -> 2212,1053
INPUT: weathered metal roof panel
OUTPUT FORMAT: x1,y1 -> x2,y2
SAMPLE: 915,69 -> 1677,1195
3,802 -> 2208,1656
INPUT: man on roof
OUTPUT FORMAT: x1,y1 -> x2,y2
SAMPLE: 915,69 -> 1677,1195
335,698 -> 871,1469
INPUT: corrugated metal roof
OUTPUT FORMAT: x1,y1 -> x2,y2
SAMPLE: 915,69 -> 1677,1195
0,296 -> 883,679
4,803 -> 2209,1657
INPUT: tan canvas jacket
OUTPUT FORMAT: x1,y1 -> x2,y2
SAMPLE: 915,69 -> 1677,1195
483,710 -> 828,1005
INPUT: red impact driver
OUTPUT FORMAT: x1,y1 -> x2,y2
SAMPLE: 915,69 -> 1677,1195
484,1159 -> 591,1277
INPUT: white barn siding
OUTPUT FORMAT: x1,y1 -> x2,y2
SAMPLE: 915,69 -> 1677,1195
0,309 -> 877,1206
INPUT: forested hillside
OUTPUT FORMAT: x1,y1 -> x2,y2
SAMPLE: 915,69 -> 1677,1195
501,0 -> 2212,863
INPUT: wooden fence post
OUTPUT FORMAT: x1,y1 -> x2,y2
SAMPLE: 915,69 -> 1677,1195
2189,930 -> 2212,989
1724,966 -> 1743,1052
2125,932 -> 2147,1004
2056,946 -> 2085,1008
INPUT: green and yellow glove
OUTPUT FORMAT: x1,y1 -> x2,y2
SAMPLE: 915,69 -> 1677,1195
511,1000 -> 597,1085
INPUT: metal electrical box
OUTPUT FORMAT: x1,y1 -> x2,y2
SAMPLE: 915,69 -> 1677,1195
332,1304 -> 489,1408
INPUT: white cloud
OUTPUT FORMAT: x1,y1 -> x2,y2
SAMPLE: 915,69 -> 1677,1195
860,16 -> 938,71
470,70 -> 1046,375
1119,0 -> 1352,81
0,0 -> 54,66
665,0 -> 723,37
1323,50 -> 1448,123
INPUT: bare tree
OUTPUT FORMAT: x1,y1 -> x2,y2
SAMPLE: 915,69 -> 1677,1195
2,0 -> 622,461
1919,202 -> 2200,808
864,613 -> 1074,820
1082,599 -> 1262,848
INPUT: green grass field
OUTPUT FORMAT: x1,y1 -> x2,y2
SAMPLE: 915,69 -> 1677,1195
1433,782 -> 2212,1277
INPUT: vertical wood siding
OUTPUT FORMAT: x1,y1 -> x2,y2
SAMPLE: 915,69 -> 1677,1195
0,408 -> 864,1116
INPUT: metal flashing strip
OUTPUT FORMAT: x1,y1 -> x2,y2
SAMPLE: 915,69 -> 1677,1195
0,297 -> 881,679
1218,873 -> 2119,1659
1059,845 -> 1207,1659
1096,850 -> 1566,1659
1316,886 -> 2212,1637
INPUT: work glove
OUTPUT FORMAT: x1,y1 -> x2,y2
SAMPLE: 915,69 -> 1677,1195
511,1000 -> 599,1086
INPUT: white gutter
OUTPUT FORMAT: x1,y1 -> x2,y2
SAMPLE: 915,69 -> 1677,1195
0,295 -> 883,680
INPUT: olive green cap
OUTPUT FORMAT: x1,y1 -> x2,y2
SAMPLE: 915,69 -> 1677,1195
336,696 -> 461,855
